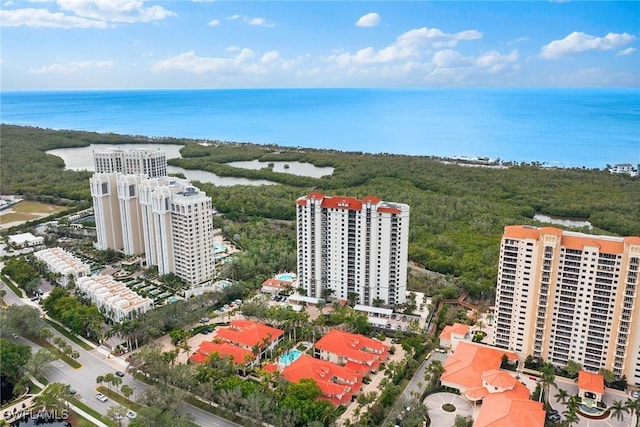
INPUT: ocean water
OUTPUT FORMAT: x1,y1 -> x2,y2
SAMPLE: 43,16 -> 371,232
1,88 -> 638,168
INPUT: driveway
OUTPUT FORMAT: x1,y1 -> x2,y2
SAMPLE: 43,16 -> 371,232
424,392 -> 476,426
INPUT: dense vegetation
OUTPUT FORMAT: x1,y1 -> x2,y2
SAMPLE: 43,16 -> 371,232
2,124 -> 639,297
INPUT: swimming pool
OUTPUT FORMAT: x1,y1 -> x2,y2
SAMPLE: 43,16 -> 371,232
278,349 -> 302,366
214,243 -> 227,253
276,273 -> 296,282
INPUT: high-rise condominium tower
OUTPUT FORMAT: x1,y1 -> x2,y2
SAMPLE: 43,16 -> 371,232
493,225 -> 640,386
90,149 -> 215,286
296,193 -> 409,306
139,178 -> 215,286
93,147 -> 167,178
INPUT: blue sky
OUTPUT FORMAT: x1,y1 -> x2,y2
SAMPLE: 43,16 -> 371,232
1,1 -> 638,89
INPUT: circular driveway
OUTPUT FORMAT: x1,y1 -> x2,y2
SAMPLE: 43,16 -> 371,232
425,392 -> 476,426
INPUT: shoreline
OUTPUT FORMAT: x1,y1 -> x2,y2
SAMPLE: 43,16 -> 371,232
5,123 -> 631,172
2,88 -> 638,170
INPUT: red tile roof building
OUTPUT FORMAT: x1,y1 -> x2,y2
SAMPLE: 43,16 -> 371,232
439,322 -> 471,351
281,354 -> 363,406
296,192 -> 410,306
494,225 -> 640,386
441,341 -> 544,427
215,320 -> 284,359
313,329 -> 389,374
189,341 -> 254,365
577,370 -> 605,402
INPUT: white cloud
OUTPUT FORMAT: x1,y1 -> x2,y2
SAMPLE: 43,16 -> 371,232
247,17 -> 273,28
151,49 -> 294,75
327,26 -> 482,66
0,7 -> 108,28
56,0 -> 175,23
507,36 -> 530,46
226,14 -> 273,27
355,12 -> 380,28
541,31 -> 636,59
207,19 -> 219,26
0,0 -> 175,28
28,60 -> 112,74
617,47 -> 636,56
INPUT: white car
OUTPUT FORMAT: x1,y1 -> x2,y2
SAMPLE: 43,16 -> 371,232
126,410 -> 137,419
96,393 -> 108,402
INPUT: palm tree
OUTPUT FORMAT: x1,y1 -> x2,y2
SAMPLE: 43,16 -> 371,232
625,397 -> 640,427
554,388 -> 569,404
609,399 -> 628,422
539,363 -> 556,404
563,408 -> 580,427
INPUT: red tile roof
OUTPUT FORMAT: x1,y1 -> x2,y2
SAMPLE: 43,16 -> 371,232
440,322 -> 470,340
482,370 -> 518,389
215,320 -> 284,349
281,354 -> 362,406
261,278 -> 292,288
262,363 -> 278,373
503,225 -> 629,254
189,341 -> 254,365
314,329 -> 389,366
578,370 -> 605,394
441,341 -> 517,390
475,389 -> 545,427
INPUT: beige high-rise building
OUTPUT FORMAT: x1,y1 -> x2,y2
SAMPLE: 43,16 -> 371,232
91,173 -> 124,252
139,178 -> 215,286
93,147 -> 167,178
91,147 -> 215,286
118,174 -> 146,255
296,192 -> 409,306
493,225 -> 640,386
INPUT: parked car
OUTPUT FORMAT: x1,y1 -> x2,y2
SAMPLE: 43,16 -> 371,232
547,414 -> 561,422
631,390 -> 640,398
96,393 -> 108,402
115,371 -> 125,377
126,410 -> 137,419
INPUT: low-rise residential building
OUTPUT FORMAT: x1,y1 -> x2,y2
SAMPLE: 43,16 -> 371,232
261,278 -> 294,295
439,322 -> 471,351
215,320 -> 284,359
313,329 -> 389,374
577,370 -> 605,404
281,354 -> 363,406
34,247 -> 91,287
441,341 -> 544,427
8,232 -> 44,248
76,275 -> 153,322
609,163 -> 638,176
189,341 -> 255,366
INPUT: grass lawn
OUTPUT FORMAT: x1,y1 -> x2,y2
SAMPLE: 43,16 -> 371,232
0,200 -> 68,226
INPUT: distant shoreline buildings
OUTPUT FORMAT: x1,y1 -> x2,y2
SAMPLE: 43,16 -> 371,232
296,192 -> 409,306
493,225 -> 640,387
90,148 -> 215,286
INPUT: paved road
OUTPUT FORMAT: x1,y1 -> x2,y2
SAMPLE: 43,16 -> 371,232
2,281 -> 240,427
382,351 -> 448,425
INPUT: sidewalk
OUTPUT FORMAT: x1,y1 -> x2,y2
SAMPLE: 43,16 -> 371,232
0,376 -> 108,427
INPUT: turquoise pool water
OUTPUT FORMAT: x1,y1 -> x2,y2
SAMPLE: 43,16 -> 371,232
278,349 -> 302,366
214,243 -> 227,252
276,274 -> 295,281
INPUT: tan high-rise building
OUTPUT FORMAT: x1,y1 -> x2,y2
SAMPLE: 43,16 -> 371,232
118,174 -> 146,255
139,178 -> 215,286
493,225 -> 640,386
91,173 -> 124,252
93,147 -> 167,178
296,192 -> 409,306
91,151 -> 215,285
